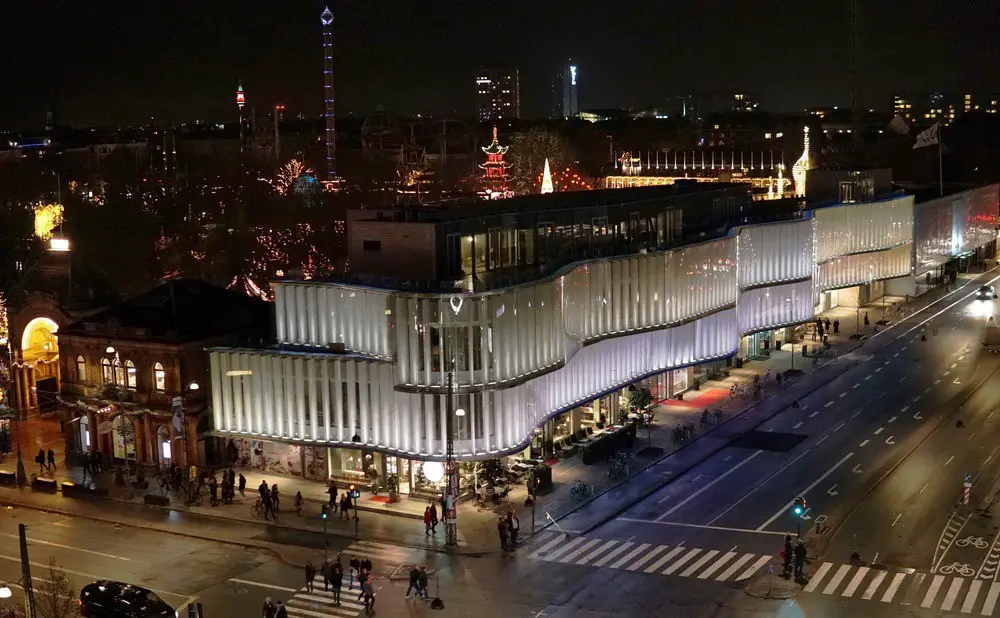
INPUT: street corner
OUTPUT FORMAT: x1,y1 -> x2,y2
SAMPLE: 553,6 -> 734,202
743,571 -> 803,600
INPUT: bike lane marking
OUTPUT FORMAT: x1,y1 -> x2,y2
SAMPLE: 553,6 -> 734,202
655,451 -> 763,521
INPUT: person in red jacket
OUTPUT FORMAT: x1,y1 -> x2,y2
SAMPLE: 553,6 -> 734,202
423,506 -> 432,535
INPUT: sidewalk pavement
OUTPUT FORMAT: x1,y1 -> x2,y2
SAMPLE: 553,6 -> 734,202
0,274 -> 980,564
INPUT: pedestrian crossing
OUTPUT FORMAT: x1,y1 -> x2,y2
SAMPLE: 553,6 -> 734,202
285,578 -> 368,618
337,539 -> 416,566
527,534 -> 772,583
527,534 -> 1000,615
803,561 -> 1000,615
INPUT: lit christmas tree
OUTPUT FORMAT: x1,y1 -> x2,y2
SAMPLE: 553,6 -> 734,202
541,158 -> 554,194
479,126 -> 513,199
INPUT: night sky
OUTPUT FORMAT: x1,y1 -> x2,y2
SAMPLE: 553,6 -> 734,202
4,0 -> 999,128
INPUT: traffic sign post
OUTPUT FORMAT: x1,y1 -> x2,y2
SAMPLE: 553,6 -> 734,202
964,482 -> 972,506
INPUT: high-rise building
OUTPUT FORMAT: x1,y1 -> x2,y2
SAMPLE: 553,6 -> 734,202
732,93 -> 759,112
320,6 -> 337,180
563,62 -> 579,118
475,67 -> 520,122
550,70 -> 565,119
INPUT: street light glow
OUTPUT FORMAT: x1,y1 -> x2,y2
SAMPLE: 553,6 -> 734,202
0,583 -> 11,599
455,408 -> 466,417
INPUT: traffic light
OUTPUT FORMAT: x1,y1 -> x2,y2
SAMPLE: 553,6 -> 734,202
321,505 -> 328,520
792,497 -> 806,516
349,484 -> 360,499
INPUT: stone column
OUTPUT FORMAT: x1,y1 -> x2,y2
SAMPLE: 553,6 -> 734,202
185,416 -> 198,468
142,415 -> 153,465
27,370 -> 37,409
87,411 -> 98,453
16,368 -> 28,416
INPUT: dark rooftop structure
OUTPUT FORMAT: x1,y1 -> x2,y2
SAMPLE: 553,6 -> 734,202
60,278 -> 272,345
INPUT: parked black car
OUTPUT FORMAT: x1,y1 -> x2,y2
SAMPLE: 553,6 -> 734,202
80,580 -> 176,618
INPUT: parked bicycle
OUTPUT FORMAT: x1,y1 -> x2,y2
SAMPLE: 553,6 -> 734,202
608,454 -> 629,479
570,480 -> 594,501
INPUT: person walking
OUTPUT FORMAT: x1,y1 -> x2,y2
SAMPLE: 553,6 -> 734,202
833,319 -> 840,334
339,493 -> 350,520
424,506 -> 432,535
261,490 -> 274,521
348,557 -> 360,591
258,480 -> 269,502
430,501 -> 439,533
331,558 -> 343,605
781,534 -> 793,577
238,473 -> 247,498
47,448 -> 56,472
271,483 -> 280,512
360,574 -> 375,615
209,475 -> 219,506
864,312 -> 870,329
274,600 -> 288,618
36,449 -> 46,474
417,565 -> 429,600
824,317 -> 831,333
406,566 -> 420,599
294,491 -> 303,516
305,561 -> 315,593
497,516 -> 509,550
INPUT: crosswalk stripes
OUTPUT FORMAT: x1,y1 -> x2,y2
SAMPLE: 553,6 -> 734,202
339,539 -> 415,565
285,580 -> 367,618
525,533 -> 1000,615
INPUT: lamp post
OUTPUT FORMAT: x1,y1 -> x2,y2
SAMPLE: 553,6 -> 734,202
445,373 -> 458,547
0,337 -> 26,486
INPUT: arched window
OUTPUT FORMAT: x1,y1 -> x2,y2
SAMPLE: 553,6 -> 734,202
125,360 -> 137,390
112,358 -> 124,387
101,358 -> 113,384
76,356 -> 87,383
153,362 -> 166,392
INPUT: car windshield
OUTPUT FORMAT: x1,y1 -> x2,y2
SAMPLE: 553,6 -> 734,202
981,286 -> 992,293
123,588 -> 163,606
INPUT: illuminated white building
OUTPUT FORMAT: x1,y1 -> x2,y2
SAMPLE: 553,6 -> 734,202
209,188 -> 931,483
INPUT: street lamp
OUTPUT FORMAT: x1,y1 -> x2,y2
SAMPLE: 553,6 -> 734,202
0,584 -> 10,599
105,346 -> 115,355
188,382 -> 200,391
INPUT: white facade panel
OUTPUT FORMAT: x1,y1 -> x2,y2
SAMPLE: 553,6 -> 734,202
816,244 -> 913,291
738,280 -> 814,335
736,220 -> 813,288
814,195 -> 915,262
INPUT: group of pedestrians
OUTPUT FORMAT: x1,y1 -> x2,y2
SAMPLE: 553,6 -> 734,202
497,509 -> 520,550
423,502 -> 440,534
781,534 -> 808,579
34,448 -> 56,475
405,565 -> 430,600
257,480 -> 281,520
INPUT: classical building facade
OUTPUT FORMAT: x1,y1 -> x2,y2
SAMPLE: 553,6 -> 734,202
58,279 -> 269,469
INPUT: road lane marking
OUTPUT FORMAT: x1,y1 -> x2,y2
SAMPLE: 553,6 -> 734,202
939,576 -> 964,612
833,422 -> 846,432
662,548 -> 701,575
893,352 -> 899,358
919,483 -> 929,495
803,562 -> 832,592
698,551 -> 736,579
577,540 -> 619,565
921,574 -> 946,608
944,371 -> 951,376
3,534 -> 135,561
541,537 -> 586,561
884,360 -> 891,365
793,422 -> 804,429
646,546 -> 685,573
892,513 -> 902,527
679,550 -> 719,577
817,435 -> 827,444
839,392 -> 847,398
850,410 -> 860,419
716,553 -> 754,581
823,564 -> 852,594
865,375 -> 871,380
853,383 -> 860,389
945,456 -> 955,466
859,439 -> 869,447
901,406 -> 909,412
842,566 -> 869,597
736,555 -> 773,581
924,387 -> 931,394
888,416 -> 897,423
723,455 -> 733,462
757,452 -> 854,530
228,579 -> 297,593
610,543 -> 650,569
885,436 -> 895,445
874,427 -> 884,435
852,464 -> 863,473
913,395 -> 922,402
708,450 -> 812,526
983,582 -> 1000,616
881,572 -> 906,602
875,367 -> 883,373
952,363 -> 958,369
934,379 -> 941,384
0,553 -> 188,601
593,541 -> 633,567
529,536 -> 568,559
656,451 -> 763,520
810,411 -> 820,418
960,579 -> 981,613
861,570 -> 887,600
628,545 -> 668,571
618,518 -> 788,536
825,401 -> 835,408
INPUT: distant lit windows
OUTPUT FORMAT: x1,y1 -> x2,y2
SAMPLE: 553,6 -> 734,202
101,358 -> 113,384
76,355 -> 86,383
154,362 -> 166,392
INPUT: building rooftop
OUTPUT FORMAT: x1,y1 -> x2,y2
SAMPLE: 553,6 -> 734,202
61,278 -> 271,344
352,182 -> 748,225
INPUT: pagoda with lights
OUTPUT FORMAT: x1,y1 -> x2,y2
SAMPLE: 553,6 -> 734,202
479,126 -> 513,199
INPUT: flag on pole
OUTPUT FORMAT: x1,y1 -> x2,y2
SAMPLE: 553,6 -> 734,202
887,115 -> 910,135
913,123 -> 940,149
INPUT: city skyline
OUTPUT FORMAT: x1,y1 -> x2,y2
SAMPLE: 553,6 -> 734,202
5,0 -> 999,127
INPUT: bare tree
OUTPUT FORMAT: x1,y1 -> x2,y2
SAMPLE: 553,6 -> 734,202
34,558 -> 81,618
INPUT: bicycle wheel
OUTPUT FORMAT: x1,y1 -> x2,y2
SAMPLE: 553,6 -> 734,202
250,505 -> 261,518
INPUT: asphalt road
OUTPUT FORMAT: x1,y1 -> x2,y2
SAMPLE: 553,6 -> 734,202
519,271 -> 1000,618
